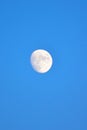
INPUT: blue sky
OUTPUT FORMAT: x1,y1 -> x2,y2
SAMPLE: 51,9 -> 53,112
0,0 -> 87,130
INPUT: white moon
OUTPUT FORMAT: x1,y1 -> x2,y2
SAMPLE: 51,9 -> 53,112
30,49 -> 53,73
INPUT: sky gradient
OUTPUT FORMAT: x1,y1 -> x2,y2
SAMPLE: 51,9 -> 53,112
0,0 -> 87,130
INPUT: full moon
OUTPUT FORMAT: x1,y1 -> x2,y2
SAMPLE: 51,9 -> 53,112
30,49 -> 53,73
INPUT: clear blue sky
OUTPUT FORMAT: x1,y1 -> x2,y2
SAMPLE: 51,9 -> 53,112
0,0 -> 87,130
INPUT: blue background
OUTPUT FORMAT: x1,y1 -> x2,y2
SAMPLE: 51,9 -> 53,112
0,0 -> 87,130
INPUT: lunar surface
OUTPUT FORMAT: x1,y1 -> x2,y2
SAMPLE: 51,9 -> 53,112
30,49 -> 53,73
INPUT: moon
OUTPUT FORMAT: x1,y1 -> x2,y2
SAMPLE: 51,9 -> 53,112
30,49 -> 53,73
